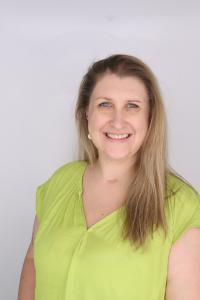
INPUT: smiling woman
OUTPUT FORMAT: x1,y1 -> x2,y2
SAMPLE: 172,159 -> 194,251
85,74 -> 149,163
18,54 -> 200,300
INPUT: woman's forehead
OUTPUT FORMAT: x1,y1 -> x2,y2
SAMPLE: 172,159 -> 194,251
91,73 -> 148,102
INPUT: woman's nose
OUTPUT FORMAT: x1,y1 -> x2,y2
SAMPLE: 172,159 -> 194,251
110,110 -> 125,129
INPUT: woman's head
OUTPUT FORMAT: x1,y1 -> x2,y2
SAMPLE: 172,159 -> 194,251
75,54 -> 167,169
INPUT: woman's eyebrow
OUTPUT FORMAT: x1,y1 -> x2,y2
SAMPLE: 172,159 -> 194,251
94,96 -> 112,101
94,96 -> 143,103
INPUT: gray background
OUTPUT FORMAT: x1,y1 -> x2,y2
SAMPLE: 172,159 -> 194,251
1,1 -> 200,298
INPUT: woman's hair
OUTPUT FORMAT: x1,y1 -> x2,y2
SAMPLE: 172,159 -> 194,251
75,54 -> 169,249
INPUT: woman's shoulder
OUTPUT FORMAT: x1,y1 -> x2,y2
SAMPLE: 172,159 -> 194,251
37,160 -> 87,190
35,160 -> 88,221
50,159 -> 87,180
166,172 -> 200,244
167,172 -> 199,204
45,160 -> 87,181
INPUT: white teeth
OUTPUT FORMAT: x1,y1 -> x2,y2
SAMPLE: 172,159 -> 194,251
106,133 -> 129,139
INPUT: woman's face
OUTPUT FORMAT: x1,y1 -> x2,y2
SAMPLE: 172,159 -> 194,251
86,72 -> 149,163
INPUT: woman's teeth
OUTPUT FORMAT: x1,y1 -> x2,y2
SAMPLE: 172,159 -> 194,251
106,133 -> 130,139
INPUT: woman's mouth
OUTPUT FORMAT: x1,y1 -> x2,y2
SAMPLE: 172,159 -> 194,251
104,132 -> 131,140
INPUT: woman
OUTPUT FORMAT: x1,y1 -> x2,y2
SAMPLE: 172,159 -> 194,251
18,54 -> 200,300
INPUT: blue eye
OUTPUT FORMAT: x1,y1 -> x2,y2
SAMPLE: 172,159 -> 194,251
98,102 -> 111,107
127,103 -> 139,109
98,102 -> 139,109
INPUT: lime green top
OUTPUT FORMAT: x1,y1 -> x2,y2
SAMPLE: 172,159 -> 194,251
34,160 -> 200,300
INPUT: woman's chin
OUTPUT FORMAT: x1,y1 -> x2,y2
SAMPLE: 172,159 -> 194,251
102,151 -> 133,162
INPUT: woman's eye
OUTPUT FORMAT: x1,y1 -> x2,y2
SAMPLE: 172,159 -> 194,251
127,103 -> 139,109
97,102 -> 139,109
98,102 -> 112,108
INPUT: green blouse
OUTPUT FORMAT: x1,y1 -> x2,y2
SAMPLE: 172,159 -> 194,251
34,160 -> 200,300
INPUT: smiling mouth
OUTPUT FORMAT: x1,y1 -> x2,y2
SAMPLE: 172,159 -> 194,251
105,133 -> 131,140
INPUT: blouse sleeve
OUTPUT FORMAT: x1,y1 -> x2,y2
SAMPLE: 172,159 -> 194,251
35,179 -> 51,222
171,184 -> 200,244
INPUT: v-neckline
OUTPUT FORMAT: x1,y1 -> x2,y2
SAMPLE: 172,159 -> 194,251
78,161 -> 125,232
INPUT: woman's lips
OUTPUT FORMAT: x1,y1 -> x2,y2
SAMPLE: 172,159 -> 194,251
104,132 -> 132,141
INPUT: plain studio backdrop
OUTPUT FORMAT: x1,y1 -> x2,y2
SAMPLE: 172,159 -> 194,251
0,0 -> 200,298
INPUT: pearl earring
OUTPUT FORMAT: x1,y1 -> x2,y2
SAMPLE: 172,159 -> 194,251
88,133 -> 92,140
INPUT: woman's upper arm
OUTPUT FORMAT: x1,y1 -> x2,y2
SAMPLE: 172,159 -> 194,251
26,216 -> 40,259
166,227 -> 200,299
32,215 -> 40,243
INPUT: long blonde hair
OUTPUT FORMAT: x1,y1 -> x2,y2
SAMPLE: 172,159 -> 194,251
75,54 -> 169,249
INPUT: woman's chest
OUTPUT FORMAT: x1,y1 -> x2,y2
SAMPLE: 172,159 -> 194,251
82,174 -> 127,229
35,214 -> 171,300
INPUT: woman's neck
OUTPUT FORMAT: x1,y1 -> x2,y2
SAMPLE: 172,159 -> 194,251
91,157 -> 135,184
